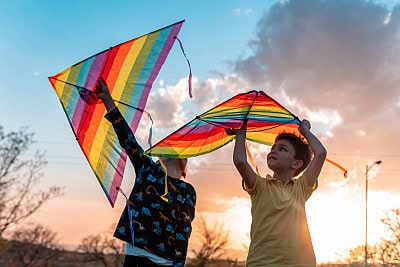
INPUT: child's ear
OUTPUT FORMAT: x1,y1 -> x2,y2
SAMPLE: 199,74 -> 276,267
292,159 -> 304,170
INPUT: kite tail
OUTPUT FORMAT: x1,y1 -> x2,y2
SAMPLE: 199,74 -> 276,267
143,110 -> 154,148
174,36 -> 193,98
245,141 -> 260,176
158,159 -> 169,202
326,157 -> 348,178
118,188 -> 135,244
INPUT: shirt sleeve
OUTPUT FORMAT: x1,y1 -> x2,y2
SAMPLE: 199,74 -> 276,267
244,175 -> 262,195
298,172 -> 318,200
173,183 -> 196,266
104,107 -> 145,172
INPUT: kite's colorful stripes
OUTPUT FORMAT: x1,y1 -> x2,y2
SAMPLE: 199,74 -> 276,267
145,91 -> 301,157
49,21 -> 184,207
145,90 -> 347,177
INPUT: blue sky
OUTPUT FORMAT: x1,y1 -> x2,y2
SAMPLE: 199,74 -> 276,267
0,0 -> 273,159
1,0 -> 400,263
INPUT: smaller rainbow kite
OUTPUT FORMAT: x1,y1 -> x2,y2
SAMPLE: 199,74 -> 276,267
49,21 -> 185,207
145,90 -> 347,177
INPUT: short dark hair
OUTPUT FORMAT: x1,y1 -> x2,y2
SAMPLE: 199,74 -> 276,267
275,132 -> 312,176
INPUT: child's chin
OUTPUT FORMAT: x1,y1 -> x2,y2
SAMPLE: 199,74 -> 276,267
267,163 -> 276,170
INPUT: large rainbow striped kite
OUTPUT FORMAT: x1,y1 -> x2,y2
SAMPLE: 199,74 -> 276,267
145,90 -> 347,177
48,20 -> 185,207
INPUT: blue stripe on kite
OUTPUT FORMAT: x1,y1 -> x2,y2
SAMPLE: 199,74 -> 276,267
65,57 -> 95,116
127,26 -> 173,109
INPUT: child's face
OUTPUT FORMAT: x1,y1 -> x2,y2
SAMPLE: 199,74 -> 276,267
267,139 -> 298,172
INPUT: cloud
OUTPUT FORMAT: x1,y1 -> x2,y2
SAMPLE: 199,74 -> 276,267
231,8 -> 252,16
234,0 -> 400,116
144,1 -> 400,213
147,78 -> 190,128
229,0 -> 400,191
148,72 -> 255,132
190,72 -> 255,111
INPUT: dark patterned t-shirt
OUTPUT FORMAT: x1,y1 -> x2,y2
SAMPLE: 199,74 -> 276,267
106,108 -> 196,267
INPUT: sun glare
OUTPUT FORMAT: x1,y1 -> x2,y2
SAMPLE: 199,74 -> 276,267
196,187 -> 400,263
307,188 -> 400,263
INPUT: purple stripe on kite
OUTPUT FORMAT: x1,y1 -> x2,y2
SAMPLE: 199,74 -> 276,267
71,95 -> 88,132
71,52 -> 107,134
177,118 -> 242,135
84,52 -> 108,90
109,177 -> 121,207
109,152 -> 127,205
181,123 -> 217,134
131,22 -> 184,128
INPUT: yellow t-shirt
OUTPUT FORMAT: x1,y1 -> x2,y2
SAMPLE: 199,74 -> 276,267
245,173 -> 317,267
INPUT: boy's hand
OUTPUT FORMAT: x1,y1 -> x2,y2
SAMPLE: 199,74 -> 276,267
95,77 -> 116,111
225,128 -> 238,135
299,119 -> 311,135
95,78 -> 112,102
225,120 -> 247,136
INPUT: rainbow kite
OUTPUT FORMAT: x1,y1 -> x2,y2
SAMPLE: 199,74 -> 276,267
48,20 -> 185,207
145,90 -> 347,177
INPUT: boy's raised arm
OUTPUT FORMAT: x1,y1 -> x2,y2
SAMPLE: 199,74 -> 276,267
228,121 -> 257,189
95,78 -> 116,112
299,119 -> 327,187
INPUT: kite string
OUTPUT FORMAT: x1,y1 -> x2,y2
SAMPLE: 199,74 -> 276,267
114,100 -> 154,148
174,36 -> 193,98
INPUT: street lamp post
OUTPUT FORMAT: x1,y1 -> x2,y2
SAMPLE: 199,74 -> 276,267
365,160 -> 382,267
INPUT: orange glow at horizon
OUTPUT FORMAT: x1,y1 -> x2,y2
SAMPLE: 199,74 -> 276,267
24,150 -> 400,264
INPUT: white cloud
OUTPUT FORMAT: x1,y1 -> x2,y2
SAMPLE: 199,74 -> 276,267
231,8 -> 252,16
228,0 -> 400,191
234,0 -> 400,116
147,78 -> 190,128
384,11 -> 392,24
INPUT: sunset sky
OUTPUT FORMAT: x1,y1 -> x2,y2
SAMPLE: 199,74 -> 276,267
1,0 -> 400,263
